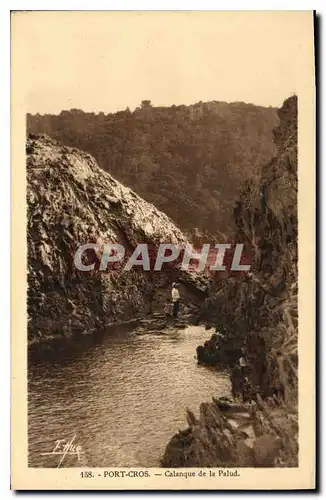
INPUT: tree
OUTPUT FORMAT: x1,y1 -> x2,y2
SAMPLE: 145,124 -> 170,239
140,100 -> 152,109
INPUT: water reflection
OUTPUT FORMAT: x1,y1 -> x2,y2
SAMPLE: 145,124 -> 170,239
28,324 -> 230,467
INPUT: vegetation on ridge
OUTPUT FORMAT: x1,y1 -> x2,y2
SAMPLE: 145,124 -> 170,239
27,100 -> 278,237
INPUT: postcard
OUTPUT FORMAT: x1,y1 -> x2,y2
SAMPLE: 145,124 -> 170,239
11,10 -> 315,490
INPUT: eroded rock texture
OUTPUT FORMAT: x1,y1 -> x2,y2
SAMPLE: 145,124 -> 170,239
202,96 -> 298,401
161,397 -> 296,468
27,134 -> 207,344
163,96 -> 299,468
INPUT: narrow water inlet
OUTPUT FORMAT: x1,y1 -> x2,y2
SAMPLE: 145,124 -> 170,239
28,324 -> 231,467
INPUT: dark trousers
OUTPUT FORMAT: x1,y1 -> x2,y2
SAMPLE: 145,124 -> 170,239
173,300 -> 180,318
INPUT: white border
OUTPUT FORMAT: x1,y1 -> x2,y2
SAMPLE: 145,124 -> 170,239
4,2 -> 323,499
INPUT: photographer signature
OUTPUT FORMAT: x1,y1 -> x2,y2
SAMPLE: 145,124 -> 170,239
41,434 -> 84,468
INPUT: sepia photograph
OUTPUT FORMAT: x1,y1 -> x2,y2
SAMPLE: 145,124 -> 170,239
11,10 -> 315,490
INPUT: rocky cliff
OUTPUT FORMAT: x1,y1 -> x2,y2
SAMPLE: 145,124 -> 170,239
202,95 -> 298,401
162,96 -> 298,467
27,135 -> 206,345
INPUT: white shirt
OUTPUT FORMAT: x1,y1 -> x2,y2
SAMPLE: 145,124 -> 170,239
172,288 -> 180,302
239,357 -> 247,368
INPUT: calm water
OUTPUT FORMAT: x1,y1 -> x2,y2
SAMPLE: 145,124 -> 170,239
28,324 -> 230,467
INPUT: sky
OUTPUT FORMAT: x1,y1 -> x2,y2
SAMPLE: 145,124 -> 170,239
12,11 -> 314,114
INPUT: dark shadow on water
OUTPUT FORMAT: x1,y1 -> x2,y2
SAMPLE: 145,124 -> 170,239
28,320 -> 141,365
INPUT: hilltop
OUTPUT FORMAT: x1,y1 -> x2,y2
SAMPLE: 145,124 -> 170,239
27,100 -> 278,238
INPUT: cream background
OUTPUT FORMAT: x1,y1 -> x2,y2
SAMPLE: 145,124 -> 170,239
20,10 -> 310,112
11,10 -> 315,490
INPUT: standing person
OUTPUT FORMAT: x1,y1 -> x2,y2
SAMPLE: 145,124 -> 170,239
239,347 -> 248,375
171,283 -> 180,318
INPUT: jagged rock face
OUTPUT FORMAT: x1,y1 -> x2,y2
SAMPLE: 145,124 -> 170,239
162,97 -> 298,469
201,96 -> 298,401
161,400 -> 294,468
26,134 -> 205,344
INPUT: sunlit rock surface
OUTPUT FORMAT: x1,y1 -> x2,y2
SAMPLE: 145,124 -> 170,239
27,134 -> 207,344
